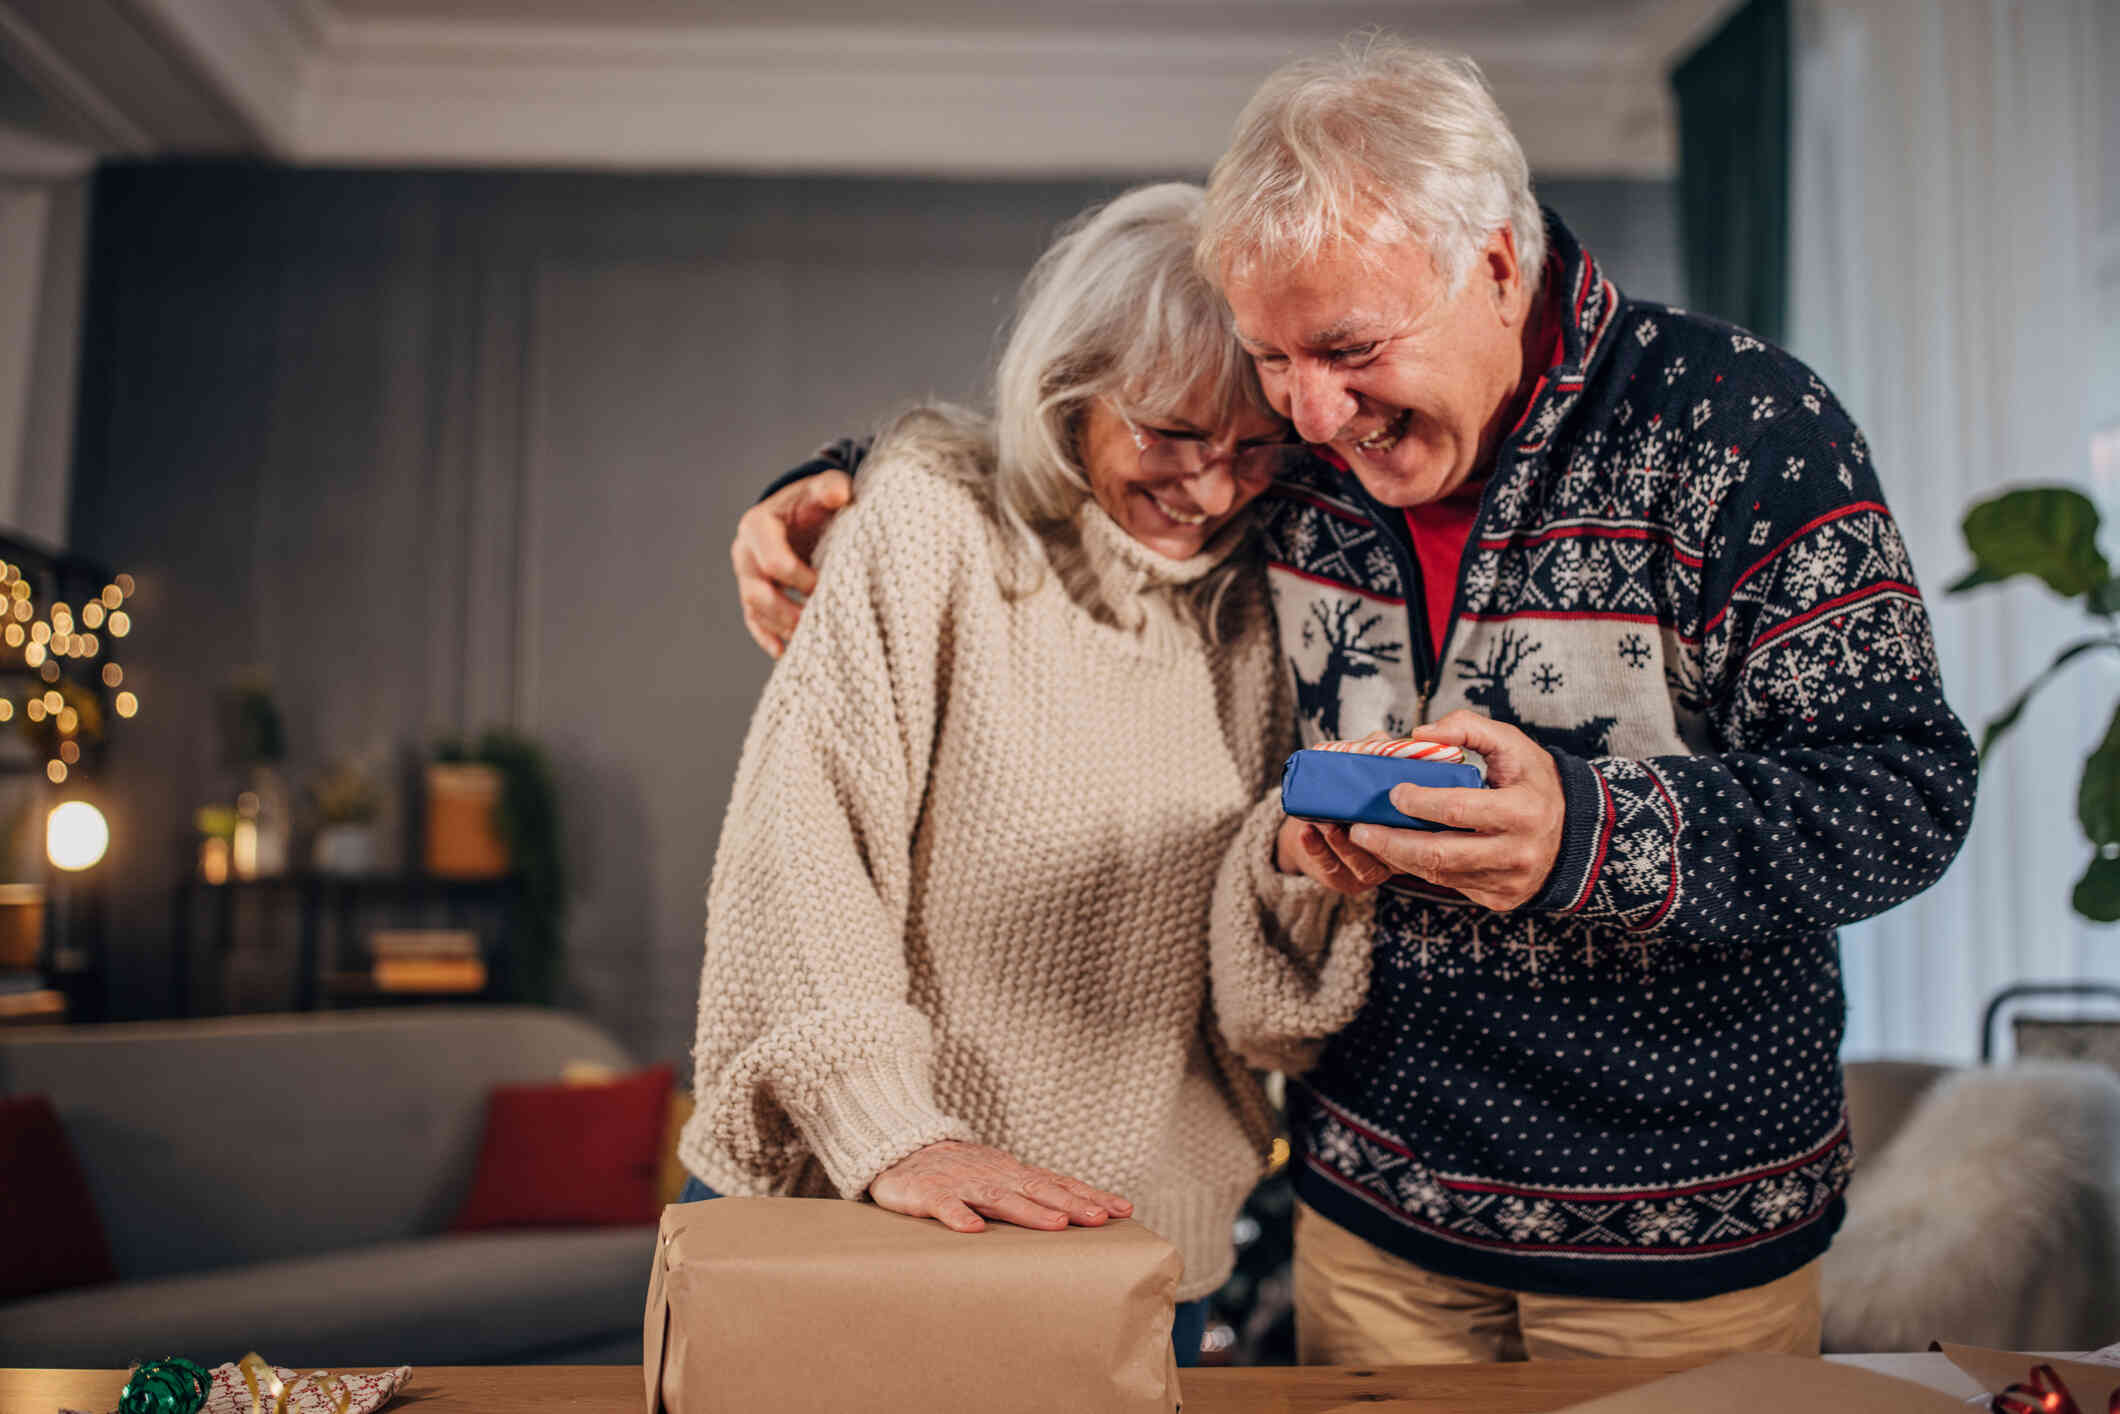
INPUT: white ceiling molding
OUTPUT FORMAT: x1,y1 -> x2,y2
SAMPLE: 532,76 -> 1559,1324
0,3 -> 156,153
0,120 -> 94,178
296,19 -> 1691,177
0,0 -> 1738,176
127,0 -> 329,153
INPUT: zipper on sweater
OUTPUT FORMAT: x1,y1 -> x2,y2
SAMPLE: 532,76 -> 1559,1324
1349,480 -> 1438,720
1349,470 -> 1511,728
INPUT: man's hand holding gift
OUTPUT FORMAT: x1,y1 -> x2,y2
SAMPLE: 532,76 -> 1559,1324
1282,711 -> 1565,913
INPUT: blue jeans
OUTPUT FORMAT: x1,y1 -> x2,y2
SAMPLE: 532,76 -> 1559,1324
676,1176 -> 1209,1366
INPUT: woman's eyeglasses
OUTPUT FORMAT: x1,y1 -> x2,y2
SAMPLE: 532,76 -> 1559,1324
1116,408 -> 1308,484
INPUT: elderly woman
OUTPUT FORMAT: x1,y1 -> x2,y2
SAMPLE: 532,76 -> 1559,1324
676,183 -> 1371,1358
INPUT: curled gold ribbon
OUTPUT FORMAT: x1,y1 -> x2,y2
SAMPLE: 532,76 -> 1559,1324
234,1354 -> 353,1414
237,1354 -> 282,1414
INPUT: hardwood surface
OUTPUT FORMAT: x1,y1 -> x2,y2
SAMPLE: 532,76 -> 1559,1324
6,1357 -> 1717,1414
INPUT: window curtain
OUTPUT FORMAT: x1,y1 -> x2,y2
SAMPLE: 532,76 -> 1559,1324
1786,0 -> 2110,1061
1670,0 -> 1791,342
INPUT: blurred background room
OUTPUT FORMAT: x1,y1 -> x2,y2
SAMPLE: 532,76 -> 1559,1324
0,0 -> 2114,1374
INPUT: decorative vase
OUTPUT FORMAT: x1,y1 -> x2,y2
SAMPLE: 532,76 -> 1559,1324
424,763 -> 509,878
248,767 -> 292,876
313,822 -> 379,876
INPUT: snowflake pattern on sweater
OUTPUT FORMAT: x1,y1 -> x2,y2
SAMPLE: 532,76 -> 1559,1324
1257,213 -> 1976,1301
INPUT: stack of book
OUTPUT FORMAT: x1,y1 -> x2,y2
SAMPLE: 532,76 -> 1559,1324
368,929 -> 487,994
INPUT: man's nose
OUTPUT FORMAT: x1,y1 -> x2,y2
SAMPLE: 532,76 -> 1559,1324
1288,363 -> 1353,444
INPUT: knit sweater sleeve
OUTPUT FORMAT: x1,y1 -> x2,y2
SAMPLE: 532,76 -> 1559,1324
1527,374 -> 1978,940
1209,792 -> 1378,1074
694,450 -> 979,1198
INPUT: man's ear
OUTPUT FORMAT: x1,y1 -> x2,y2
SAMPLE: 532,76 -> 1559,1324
1483,226 -> 1524,322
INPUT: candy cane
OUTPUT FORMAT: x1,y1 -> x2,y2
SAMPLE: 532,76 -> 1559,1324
1310,736 -> 1464,763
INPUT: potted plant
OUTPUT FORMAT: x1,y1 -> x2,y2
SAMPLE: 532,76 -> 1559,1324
1950,485 -> 2120,919
309,758 -> 382,876
430,730 -> 565,1002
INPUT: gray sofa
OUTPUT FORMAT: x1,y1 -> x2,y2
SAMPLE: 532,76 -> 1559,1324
0,1007 -> 658,1368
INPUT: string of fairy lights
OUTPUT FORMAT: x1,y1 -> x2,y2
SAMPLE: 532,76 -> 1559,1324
0,561 -> 138,784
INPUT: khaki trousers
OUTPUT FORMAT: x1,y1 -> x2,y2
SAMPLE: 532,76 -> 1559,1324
1292,1201 -> 1823,1364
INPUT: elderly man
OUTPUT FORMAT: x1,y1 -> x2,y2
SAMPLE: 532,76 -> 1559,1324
730,41 -> 1975,1363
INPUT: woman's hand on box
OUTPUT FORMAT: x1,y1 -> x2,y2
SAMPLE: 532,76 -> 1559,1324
1276,814 -> 1390,895
868,1140 -> 1134,1234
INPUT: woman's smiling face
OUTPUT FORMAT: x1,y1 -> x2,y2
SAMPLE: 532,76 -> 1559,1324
1077,380 -> 1294,560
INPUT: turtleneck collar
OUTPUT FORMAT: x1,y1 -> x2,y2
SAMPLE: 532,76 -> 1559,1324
1073,493 -> 1251,591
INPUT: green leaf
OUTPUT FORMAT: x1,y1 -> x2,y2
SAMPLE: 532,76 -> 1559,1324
2074,852 -> 2120,923
2091,578 -> 2120,618
1946,565 -> 2008,595
1979,635 -> 2117,759
2082,702 -> 2120,845
1960,487 -> 2109,597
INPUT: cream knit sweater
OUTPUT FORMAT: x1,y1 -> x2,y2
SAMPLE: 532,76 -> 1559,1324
678,433 -> 1373,1300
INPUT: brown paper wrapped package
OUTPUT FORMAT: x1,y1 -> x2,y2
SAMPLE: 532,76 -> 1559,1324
644,1198 -> 1183,1414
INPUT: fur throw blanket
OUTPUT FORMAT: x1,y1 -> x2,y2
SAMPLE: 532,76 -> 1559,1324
1823,1061 -> 2120,1352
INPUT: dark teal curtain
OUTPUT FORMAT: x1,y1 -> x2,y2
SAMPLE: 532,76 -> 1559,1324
1670,0 -> 1791,344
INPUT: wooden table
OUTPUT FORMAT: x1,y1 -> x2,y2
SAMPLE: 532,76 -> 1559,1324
1,1354 -> 1980,1413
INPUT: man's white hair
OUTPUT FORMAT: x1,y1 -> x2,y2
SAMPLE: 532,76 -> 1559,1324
1199,35 -> 1546,294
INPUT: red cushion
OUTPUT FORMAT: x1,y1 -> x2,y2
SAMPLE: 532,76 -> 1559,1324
449,1064 -> 673,1231
0,1093 -> 118,1301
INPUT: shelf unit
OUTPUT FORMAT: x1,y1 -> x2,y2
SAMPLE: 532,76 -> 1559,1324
172,872 -> 525,1016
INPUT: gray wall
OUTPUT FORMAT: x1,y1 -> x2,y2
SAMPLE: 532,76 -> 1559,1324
69,164 -> 1676,1067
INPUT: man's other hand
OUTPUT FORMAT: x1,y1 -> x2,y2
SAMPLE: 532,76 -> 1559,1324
732,470 -> 854,657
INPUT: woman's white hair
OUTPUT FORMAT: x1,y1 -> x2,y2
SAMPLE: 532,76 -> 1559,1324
874,182 -> 1273,639
1199,35 -> 1545,294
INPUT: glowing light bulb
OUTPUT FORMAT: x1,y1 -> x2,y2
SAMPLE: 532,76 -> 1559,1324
81,603 -> 103,629
101,586 -> 121,609
80,633 -> 97,656
108,612 -> 130,638
56,707 -> 77,734
115,692 -> 137,718
4,624 -> 20,647
101,664 -> 122,688
58,740 -> 78,764
46,760 -> 66,784
115,574 -> 134,597
26,700 -> 44,722
39,660 -> 58,682
23,643 -> 43,668
29,622 -> 47,644
0,701 -> 13,721
46,800 -> 106,869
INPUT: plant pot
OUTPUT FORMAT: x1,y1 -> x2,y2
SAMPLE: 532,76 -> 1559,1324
425,763 -> 510,878
313,823 -> 380,876
0,883 -> 44,969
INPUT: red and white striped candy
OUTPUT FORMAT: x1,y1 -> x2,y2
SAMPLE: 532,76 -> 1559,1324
1309,736 -> 1465,763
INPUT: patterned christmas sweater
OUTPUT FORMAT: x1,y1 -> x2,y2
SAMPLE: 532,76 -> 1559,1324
1254,212 -> 1976,1299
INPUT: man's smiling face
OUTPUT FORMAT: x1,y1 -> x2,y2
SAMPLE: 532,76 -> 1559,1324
1222,226 -> 1534,509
